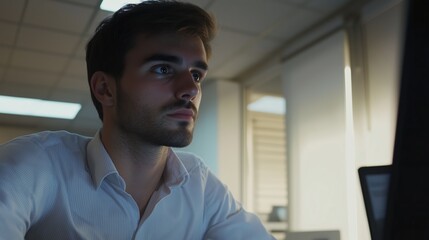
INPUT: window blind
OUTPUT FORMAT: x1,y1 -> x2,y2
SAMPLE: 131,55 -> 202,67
250,111 -> 287,215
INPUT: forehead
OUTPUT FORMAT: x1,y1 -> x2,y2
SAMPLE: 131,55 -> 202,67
128,33 -> 208,61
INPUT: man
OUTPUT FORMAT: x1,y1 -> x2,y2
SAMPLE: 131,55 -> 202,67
0,1 -> 274,239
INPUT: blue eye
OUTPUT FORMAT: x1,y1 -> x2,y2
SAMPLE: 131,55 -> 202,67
191,71 -> 202,82
153,65 -> 173,74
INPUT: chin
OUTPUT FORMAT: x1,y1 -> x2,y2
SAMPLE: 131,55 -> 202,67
170,142 -> 192,148
169,136 -> 193,148
162,129 -> 193,148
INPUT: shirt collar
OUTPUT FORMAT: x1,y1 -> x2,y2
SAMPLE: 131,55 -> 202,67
163,149 -> 190,188
86,131 -> 120,189
87,131 -> 190,189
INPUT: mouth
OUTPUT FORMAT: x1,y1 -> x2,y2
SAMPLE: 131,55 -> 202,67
166,109 -> 195,121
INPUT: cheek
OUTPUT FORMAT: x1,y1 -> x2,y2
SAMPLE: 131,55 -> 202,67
129,84 -> 170,104
194,92 -> 202,109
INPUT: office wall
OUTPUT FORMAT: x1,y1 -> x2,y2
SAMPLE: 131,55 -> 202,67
360,0 -> 404,166
282,1 -> 404,240
283,31 -> 351,238
182,79 -> 242,201
356,1 -> 404,239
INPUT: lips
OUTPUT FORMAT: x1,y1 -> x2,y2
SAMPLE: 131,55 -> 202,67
166,108 -> 195,121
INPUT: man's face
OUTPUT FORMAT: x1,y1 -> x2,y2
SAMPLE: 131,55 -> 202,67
113,33 -> 208,147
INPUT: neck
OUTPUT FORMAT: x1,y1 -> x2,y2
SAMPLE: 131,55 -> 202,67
100,127 -> 169,171
99,127 -> 169,216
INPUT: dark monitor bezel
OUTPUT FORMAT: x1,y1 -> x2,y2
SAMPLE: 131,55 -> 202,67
383,0 -> 429,239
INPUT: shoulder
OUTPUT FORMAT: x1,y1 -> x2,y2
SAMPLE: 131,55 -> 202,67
0,131 -> 92,201
1,130 -> 90,160
0,131 -> 92,231
1,130 -> 90,149
172,150 -> 216,186
0,131 -> 91,176
172,150 -> 231,193
173,150 -> 209,173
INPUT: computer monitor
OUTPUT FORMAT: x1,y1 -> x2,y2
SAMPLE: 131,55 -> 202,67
358,165 -> 391,240
383,0 -> 429,239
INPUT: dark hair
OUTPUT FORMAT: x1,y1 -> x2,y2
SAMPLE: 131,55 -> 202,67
86,0 -> 216,120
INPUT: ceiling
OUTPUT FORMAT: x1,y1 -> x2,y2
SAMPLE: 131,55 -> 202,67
0,0 -> 353,135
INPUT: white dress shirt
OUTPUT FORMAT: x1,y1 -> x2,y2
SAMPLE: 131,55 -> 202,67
0,131 -> 274,240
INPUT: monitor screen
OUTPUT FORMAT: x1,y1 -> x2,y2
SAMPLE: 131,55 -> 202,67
359,165 -> 391,240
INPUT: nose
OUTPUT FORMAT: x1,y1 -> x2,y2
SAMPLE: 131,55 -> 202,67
175,71 -> 200,101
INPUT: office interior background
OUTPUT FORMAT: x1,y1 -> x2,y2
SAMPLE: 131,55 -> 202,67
0,0 -> 404,239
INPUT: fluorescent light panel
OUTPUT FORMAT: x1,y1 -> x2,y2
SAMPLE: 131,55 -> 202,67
100,0 -> 144,12
247,96 -> 286,115
0,95 -> 81,119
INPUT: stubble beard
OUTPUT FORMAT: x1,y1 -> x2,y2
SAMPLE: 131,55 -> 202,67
116,94 -> 197,147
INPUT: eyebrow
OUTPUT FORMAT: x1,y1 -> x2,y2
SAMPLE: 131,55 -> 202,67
144,54 -> 208,71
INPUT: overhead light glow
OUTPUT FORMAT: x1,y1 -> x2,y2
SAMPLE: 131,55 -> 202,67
0,95 -> 81,119
100,0 -> 144,12
247,96 -> 286,115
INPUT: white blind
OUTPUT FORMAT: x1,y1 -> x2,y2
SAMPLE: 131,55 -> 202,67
250,111 -> 287,215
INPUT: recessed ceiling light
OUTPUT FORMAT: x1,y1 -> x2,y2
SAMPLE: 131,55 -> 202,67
100,0 -> 145,12
247,96 -> 286,115
0,95 -> 82,120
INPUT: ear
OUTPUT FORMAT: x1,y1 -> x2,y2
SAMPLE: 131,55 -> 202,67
90,71 -> 116,107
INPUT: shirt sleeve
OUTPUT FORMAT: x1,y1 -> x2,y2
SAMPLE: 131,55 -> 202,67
203,169 -> 275,240
0,138 -> 54,239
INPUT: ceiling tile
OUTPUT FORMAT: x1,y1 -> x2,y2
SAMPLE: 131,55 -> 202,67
210,58 -> 249,79
62,0 -> 100,7
56,75 -> 88,92
0,66 -> 5,80
209,29 -> 254,72
212,37 -> 282,78
306,0 -> 349,11
75,36 -> 90,58
0,0 -> 356,134
270,0 -> 311,4
23,0 -> 93,33
0,0 -> 25,22
244,38 -> 283,59
49,89 -> 89,104
85,0 -> 214,36
3,68 -> 58,86
0,47 -> 12,65
183,0 -> 212,8
0,21 -> 18,46
209,0 -> 296,35
0,81 -> 51,99
267,8 -> 323,40
86,10 -> 111,35
16,26 -> 81,55
64,58 -> 87,77
10,49 -> 68,73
